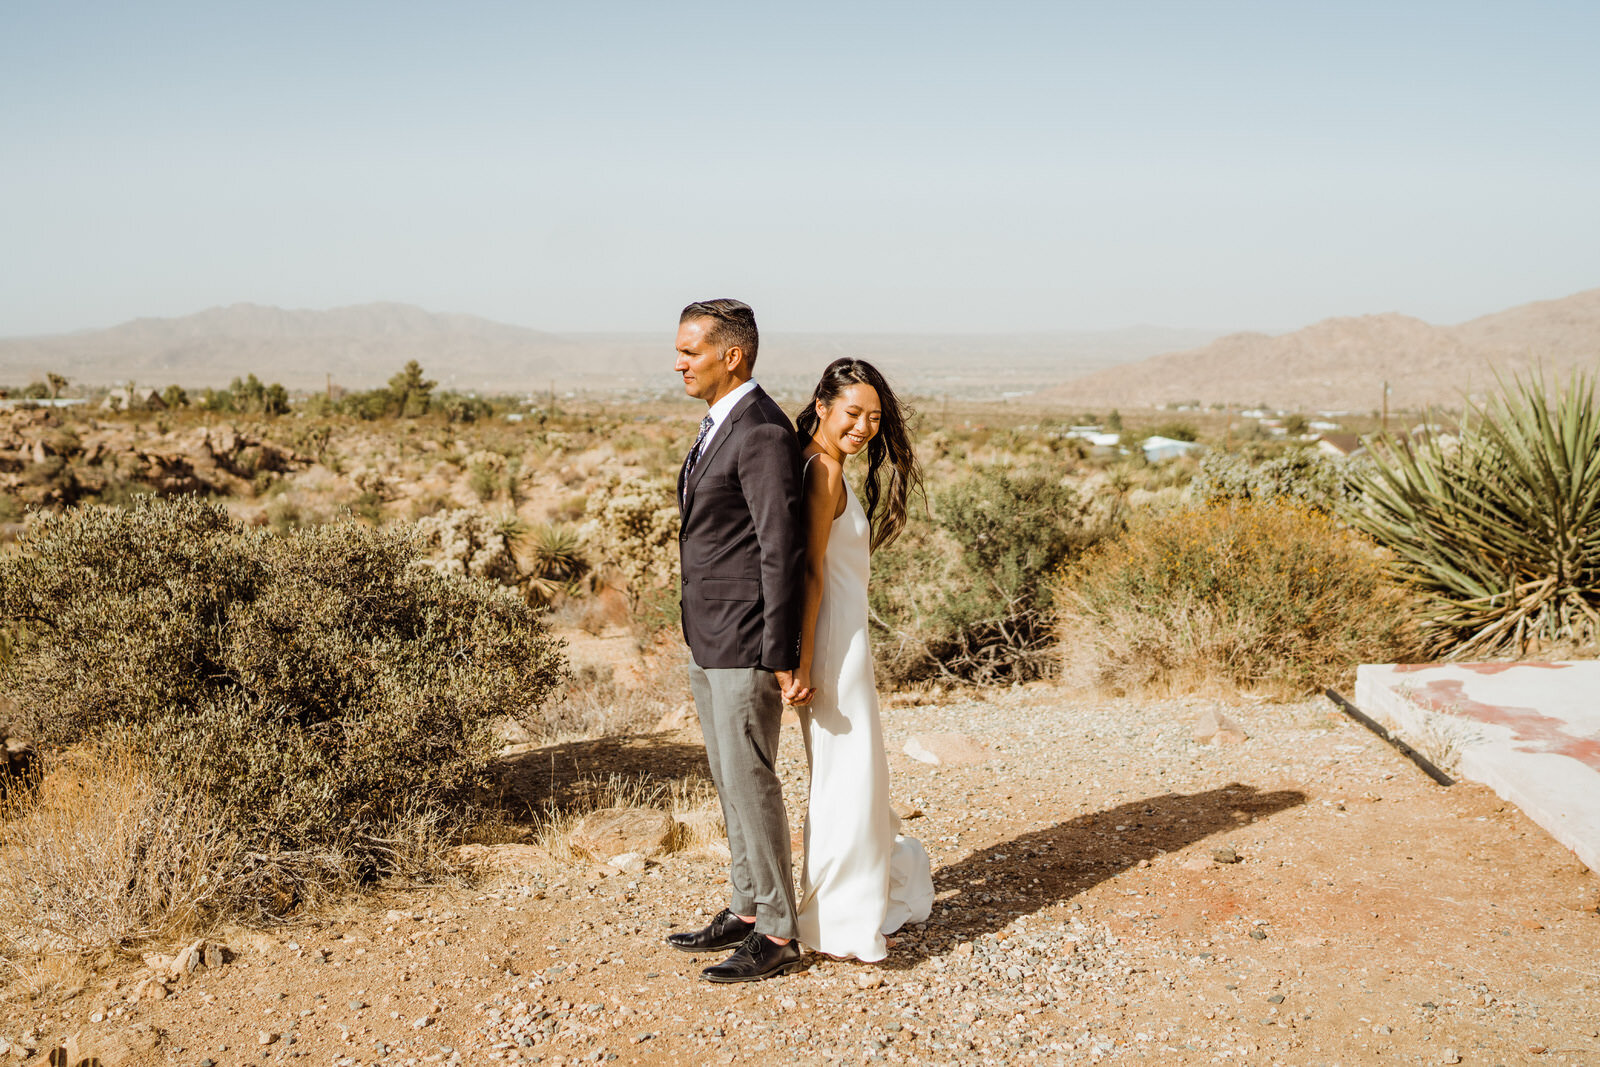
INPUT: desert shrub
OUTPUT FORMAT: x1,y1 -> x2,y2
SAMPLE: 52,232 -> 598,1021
414,507 -> 524,589
436,391 -> 494,423
468,461 -> 498,501
1144,420 -> 1199,443
0,492 -> 21,524
536,662 -> 677,740
581,472 -> 679,612
1193,446 -> 1361,512
871,463 -> 1103,684
462,449 -> 520,504
0,497 -> 567,920
1344,371 -> 1600,657
1057,500 -> 1420,696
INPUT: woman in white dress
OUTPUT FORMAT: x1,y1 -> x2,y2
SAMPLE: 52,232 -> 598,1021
784,358 -> 935,962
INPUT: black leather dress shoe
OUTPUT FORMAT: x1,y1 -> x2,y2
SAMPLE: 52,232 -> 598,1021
700,932 -> 807,983
666,908 -> 755,953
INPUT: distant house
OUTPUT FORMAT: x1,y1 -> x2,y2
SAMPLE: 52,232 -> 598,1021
1061,429 -> 1123,456
102,387 -> 167,412
1142,435 -> 1204,463
1315,433 -> 1366,458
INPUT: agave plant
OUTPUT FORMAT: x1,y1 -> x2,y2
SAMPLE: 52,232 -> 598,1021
1344,370 -> 1600,657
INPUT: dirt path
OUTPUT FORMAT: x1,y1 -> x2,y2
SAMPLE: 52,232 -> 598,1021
5,685 -> 1598,1065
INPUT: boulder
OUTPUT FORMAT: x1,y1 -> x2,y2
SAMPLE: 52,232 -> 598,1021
653,703 -> 697,734
1193,707 -> 1249,745
569,807 -> 675,859
903,733 -> 990,767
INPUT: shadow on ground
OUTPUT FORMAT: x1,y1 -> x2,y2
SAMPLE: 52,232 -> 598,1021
489,732 -> 714,821
881,783 -> 1307,968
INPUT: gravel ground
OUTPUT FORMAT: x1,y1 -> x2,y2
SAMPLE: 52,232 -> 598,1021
4,683 -> 1598,1065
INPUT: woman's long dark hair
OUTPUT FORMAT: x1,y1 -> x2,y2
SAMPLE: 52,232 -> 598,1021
795,358 -> 923,552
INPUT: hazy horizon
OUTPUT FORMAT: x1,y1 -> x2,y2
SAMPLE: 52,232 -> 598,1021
4,2 -> 1597,338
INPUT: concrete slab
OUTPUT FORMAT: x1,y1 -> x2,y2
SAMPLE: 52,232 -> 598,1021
1354,661 -> 1600,874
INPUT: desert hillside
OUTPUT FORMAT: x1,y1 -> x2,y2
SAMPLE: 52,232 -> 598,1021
1042,288 -> 1600,411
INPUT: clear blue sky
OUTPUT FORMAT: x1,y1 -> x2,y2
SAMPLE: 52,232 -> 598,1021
3,1 -> 1596,336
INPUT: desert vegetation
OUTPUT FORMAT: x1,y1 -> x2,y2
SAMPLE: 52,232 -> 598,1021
0,497 -> 567,949
2,361 -> 1594,967
1056,500 -> 1420,696
1343,371 -> 1600,657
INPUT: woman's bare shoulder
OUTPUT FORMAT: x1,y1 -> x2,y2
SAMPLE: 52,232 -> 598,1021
804,451 -> 844,481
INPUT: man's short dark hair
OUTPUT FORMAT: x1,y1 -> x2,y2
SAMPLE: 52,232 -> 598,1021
680,299 -> 759,369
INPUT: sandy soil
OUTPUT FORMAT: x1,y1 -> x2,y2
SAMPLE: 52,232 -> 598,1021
4,685 -> 1598,1066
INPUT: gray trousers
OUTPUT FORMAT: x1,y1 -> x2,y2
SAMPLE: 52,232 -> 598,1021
688,662 -> 798,940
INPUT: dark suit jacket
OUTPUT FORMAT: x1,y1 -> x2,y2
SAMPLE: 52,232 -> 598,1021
677,385 -> 804,671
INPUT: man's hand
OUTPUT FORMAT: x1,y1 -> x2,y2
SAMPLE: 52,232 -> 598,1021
777,669 -> 815,707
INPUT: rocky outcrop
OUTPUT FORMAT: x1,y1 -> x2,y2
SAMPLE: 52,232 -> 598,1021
0,412 -> 308,508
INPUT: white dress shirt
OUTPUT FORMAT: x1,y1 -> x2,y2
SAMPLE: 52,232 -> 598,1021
697,378 -> 760,458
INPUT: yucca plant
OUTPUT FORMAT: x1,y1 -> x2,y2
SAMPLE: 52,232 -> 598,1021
1344,370 -> 1600,657
519,521 -> 590,606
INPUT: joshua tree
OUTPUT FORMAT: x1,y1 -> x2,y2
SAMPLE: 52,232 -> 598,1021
46,373 -> 68,400
388,360 -> 436,418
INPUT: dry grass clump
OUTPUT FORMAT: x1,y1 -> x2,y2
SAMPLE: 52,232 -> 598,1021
0,747 -> 236,956
0,744 -> 467,962
529,774 -> 725,867
1057,500 -> 1422,698
537,662 -> 680,740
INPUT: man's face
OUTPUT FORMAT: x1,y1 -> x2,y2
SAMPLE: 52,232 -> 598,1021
674,316 -> 737,404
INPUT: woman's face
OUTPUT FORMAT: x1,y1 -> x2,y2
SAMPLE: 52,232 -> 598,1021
817,382 -> 881,457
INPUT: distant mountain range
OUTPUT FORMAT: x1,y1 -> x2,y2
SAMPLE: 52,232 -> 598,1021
0,302 -> 1219,400
1039,288 -> 1600,412
4,290 -> 1595,408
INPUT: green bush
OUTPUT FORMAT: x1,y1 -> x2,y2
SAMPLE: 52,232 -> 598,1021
0,496 -> 568,907
1057,500 -> 1420,696
1144,420 -> 1199,443
1345,371 -> 1600,657
1193,446 -> 1361,512
871,463 -> 1103,684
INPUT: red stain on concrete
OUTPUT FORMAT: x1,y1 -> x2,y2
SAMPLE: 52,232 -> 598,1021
1412,679 -> 1600,770
1392,662 -> 1570,675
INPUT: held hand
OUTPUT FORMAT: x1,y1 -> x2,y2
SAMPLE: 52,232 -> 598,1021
783,669 -> 815,707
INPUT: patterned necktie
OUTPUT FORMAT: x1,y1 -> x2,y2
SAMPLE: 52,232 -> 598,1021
685,415 -> 714,477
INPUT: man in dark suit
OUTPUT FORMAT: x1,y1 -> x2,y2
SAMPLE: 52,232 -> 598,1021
665,298 -> 807,982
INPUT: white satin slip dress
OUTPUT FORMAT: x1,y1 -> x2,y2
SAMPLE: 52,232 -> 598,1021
795,469 -> 934,962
